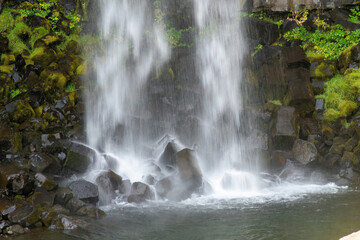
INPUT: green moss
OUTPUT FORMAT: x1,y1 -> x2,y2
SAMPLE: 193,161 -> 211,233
7,22 -> 31,54
40,69 -> 67,91
323,108 -> 341,122
30,47 -> 57,66
318,69 -> 360,122
1,54 -> 15,65
339,100 -> 358,117
0,65 -> 13,74
12,100 -> 35,123
30,27 -> 50,48
315,62 -> 336,79
76,61 -> 87,75
12,132 -> 22,153
0,8 -> 15,34
305,50 -> 325,62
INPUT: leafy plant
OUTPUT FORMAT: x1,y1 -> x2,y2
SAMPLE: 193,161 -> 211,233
290,9 -> 309,25
166,27 -> 193,48
284,25 -> 360,60
65,82 -> 76,93
349,6 -> 360,24
252,44 -> 263,56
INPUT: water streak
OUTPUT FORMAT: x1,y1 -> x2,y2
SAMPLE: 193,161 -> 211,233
195,0 -> 259,193
86,0 -> 169,182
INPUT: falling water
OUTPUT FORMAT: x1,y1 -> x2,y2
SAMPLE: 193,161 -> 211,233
195,0 -> 261,194
86,0 -> 169,182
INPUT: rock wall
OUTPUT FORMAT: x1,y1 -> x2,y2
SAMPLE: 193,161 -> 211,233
248,0 -> 358,11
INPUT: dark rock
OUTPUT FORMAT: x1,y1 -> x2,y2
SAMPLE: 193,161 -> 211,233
345,137 -> 358,152
243,17 -> 280,46
119,179 -> 131,195
246,130 -> 268,150
51,204 -> 70,215
282,46 -> 310,69
96,171 -> 122,205
34,173 -> 58,191
292,139 -> 318,165
40,210 -> 57,227
76,205 -> 105,219
329,137 -> 346,155
316,99 -> 324,111
28,190 -> 55,208
3,224 -> 25,235
285,67 -> 315,116
65,198 -> 86,213
58,0 -> 76,14
68,180 -> 99,204
13,54 -> 25,73
155,177 -> 173,198
29,153 -> 61,174
127,182 -> 155,203
0,128 -> 12,158
7,203 -> 39,227
340,152 -> 358,168
175,148 -> 202,181
54,187 -> 73,206
271,106 -> 299,150
158,141 -> 178,170
63,142 -> 95,173
281,19 -> 300,34
5,171 -> 34,196
0,34 -> 8,53
271,151 -> 292,172
50,214 -> 78,230
252,46 -> 287,102
0,197 -> 16,216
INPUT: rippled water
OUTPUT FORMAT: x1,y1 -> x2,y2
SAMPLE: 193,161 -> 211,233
9,184 -> 360,240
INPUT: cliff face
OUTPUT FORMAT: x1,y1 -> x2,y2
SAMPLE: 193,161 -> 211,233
249,0 -> 359,11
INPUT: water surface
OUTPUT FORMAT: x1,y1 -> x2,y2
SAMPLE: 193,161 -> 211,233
10,185 -> 360,240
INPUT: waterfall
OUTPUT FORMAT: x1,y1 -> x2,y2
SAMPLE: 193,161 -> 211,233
85,0 -> 169,182
195,0 -> 261,194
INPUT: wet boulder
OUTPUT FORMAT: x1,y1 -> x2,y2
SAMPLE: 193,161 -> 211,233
7,203 -> 40,227
34,173 -> 58,191
0,197 -> 16,216
54,187 -> 73,206
127,182 -> 155,203
29,153 -> 61,174
271,106 -> 299,150
119,179 -> 131,195
155,176 -> 173,198
176,148 -> 202,181
96,170 -> 122,205
0,128 -> 12,158
50,214 -> 78,230
65,198 -> 86,213
292,139 -> 318,165
5,171 -> 34,196
3,224 -> 26,235
27,190 -> 55,208
75,205 -> 105,219
63,142 -> 95,174
158,141 -> 178,171
68,180 -> 99,204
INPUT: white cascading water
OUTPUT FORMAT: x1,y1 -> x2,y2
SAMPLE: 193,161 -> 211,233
86,0 -> 169,183
195,0 -> 261,195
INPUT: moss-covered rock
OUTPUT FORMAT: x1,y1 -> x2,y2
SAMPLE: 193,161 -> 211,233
39,69 -> 68,91
30,47 -> 57,67
0,64 -> 13,73
11,100 -> 35,124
